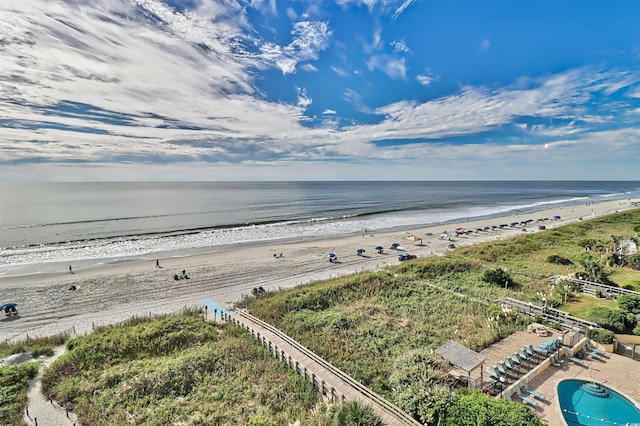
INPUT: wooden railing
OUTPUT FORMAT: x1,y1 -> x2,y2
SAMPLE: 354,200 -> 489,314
549,276 -> 640,298
498,297 -> 599,332
222,309 -> 422,426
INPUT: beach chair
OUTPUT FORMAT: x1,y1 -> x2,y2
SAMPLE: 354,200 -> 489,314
485,368 -> 500,380
494,363 -> 507,376
562,347 -> 585,366
513,382 -> 539,407
549,351 -> 564,367
521,379 -> 545,400
504,390 -> 514,402
581,342 -> 605,361
586,341 -> 608,357
523,346 -> 536,358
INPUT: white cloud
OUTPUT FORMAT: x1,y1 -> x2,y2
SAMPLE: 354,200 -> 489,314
363,28 -> 383,54
416,74 -> 434,86
366,54 -> 406,79
392,0 -> 415,20
259,20 -> 332,74
391,38 -> 410,54
286,7 -> 297,20
323,109 -> 337,114
300,63 -> 318,72
331,66 -> 350,77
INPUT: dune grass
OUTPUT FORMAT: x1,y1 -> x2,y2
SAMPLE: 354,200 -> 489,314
0,362 -> 39,426
40,313 -> 321,426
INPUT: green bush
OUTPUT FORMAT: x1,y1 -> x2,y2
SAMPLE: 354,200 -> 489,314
619,295 -> 640,314
586,328 -> 615,344
482,268 -> 512,287
545,254 -> 573,265
595,289 -> 603,298
586,307 -> 627,333
441,390 -> 545,426
0,362 -> 40,425
633,324 -> 640,336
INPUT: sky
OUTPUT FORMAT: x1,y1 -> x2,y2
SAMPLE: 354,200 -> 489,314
1,0 -> 639,181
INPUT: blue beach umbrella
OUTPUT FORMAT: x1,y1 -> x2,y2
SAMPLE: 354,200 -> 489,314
327,253 -> 336,258
554,215 -> 561,220
356,248 -> 365,254
375,246 -> 384,253
391,243 -> 400,248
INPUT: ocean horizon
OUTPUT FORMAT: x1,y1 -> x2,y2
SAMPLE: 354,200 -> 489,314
2,181 -> 639,277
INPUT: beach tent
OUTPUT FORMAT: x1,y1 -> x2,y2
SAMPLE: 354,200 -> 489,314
405,235 -> 423,244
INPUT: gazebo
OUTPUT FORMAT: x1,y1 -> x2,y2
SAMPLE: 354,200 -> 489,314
435,340 -> 486,388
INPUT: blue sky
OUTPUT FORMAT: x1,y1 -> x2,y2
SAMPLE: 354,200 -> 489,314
0,0 -> 639,181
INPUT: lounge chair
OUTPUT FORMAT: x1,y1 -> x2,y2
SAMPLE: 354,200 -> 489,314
513,382 -> 539,407
549,351 -> 564,367
562,347 -> 586,366
521,379 -> 545,400
485,368 -> 500,379
585,341 -> 608,357
581,343 -> 605,361
494,364 -> 507,376
504,391 -> 514,402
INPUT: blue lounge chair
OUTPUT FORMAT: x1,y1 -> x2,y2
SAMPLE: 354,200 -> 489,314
550,351 -> 564,367
495,363 -> 507,376
586,341 -> 607,357
485,368 -> 500,379
581,342 -> 605,361
513,382 -> 538,407
562,348 -> 585,366
521,379 -> 545,400
504,391 -> 514,402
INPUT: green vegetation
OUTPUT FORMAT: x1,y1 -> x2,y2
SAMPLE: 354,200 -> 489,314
0,362 -> 40,425
41,313 -> 324,425
618,294 -> 640,314
586,328 -> 615,345
560,295 -> 619,318
5,209 -> 638,425
482,268 -> 513,287
0,332 -> 68,359
242,209 -> 640,424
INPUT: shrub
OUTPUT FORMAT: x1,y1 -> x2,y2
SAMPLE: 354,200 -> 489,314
482,268 -> 512,287
545,254 -> 573,265
595,289 -> 603,298
586,328 -> 615,344
441,390 -> 545,426
586,307 -> 628,333
633,324 -> 640,336
618,295 -> 640,314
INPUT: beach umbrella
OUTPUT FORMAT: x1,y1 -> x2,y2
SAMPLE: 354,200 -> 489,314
491,225 -> 498,229
554,215 -> 561,220
455,227 -> 464,231
476,228 -> 484,232
356,248 -> 365,254
327,253 -> 336,258
391,243 -> 400,248
375,246 -> 384,253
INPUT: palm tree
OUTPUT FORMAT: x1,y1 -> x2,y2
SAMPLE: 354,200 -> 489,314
579,255 -> 606,283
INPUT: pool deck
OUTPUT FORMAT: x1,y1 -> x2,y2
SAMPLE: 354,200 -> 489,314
477,330 -> 640,425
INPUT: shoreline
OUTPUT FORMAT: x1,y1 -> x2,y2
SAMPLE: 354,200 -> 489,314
1,198 -> 637,344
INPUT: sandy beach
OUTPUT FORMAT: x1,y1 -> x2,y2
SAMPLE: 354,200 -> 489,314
1,198 -> 637,344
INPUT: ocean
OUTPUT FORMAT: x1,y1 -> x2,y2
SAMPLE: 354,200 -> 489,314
1,181 -> 639,277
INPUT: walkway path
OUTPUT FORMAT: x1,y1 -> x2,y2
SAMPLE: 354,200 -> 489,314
228,308 -> 422,426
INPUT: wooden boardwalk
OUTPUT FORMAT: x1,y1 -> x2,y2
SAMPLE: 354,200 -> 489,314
223,308 -> 422,426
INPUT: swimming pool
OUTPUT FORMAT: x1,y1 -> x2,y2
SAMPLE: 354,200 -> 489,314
557,379 -> 640,426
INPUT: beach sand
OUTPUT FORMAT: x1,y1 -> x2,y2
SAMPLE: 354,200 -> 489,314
1,198 -> 636,344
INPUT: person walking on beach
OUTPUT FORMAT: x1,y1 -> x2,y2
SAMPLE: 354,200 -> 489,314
156,259 -> 160,268
69,265 -> 73,274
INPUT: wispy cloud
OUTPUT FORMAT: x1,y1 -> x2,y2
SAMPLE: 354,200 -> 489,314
479,37 -> 490,51
366,54 -> 406,79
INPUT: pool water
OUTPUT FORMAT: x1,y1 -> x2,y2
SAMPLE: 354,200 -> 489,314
558,379 -> 640,426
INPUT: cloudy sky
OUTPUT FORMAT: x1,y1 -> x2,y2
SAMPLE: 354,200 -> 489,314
1,0 -> 639,181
